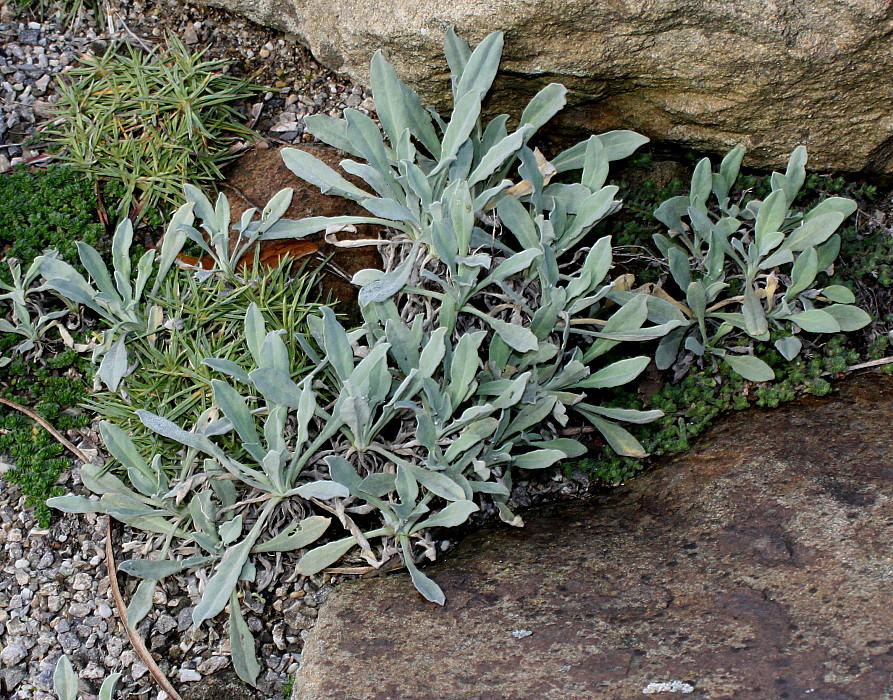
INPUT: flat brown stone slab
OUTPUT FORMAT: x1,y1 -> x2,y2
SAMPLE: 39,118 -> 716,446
294,374 -> 893,699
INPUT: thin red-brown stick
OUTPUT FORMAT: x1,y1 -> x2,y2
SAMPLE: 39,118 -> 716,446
105,519 -> 184,700
0,396 -> 91,464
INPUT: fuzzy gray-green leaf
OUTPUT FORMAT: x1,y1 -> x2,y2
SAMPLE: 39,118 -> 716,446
229,591 -> 261,686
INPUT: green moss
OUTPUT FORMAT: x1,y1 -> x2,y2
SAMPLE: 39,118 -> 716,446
0,346 -> 91,526
0,165 -> 105,283
0,165 -> 103,525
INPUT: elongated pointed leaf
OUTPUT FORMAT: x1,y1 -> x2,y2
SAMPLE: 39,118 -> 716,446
519,82 -> 568,137
403,462 -> 467,501
479,248 -> 541,288
410,500 -> 479,534
552,131 -> 650,172
513,448 -> 567,470
583,413 -> 647,457
454,31 -> 504,100
118,556 -> 210,580
444,26 -> 471,79
248,367 -> 303,408
786,247 -> 819,298
576,356 -> 651,389
281,148 -> 373,200
780,211 -> 846,252
184,183 -> 216,223
111,218 -> 134,285
229,591 -> 261,686
804,196 -> 857,222
304,113 -> 364,157
754,189 -> 787,250
297,536 -> 357,576
723,354 -> 775,381
53,655 -> 78,700
98,673 -> 121,700
98,335 -> 129,391
360,197 -> 415,222
369,50 -> 441,157
468,126 -> 531,186
434,91 -> 482,174
321,307 -> 353,381
99,421 -> 148,475
358,244 -> 418,305
76,241 -> 116,300
294,480 -> 350,500
496,195 -> 539,248
212,380 -> 262,457
260,214 -> 401,240
344,109 -> 397,188
136,410 -> 217,453
530,438 -> 587,458
203,358 -> 251,384
583,406 -> 663,424
581,136 -> 609,192
193,517 -> 269,625
448,332 -> 484,407
823,304 -> 871,331
125,579 -> 157,629
244,303 -> 265,366
478,315 -> 539,353
785,308 -> 840,333
742,285 -> 768,337
253,516 -> 332,553
689,157 -> 712,208
821,285 -> 856,304
46,495 -> 103,513
715,146 -> 744,202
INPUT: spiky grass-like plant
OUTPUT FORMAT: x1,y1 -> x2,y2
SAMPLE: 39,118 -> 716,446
43,35 -> 260,221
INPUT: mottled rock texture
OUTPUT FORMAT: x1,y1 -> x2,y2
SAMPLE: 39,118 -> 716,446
195,0 -> 893,173
293,373 -> 893,699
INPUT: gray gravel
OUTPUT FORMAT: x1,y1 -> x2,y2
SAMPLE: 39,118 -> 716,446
0,5 -> 101,172
0,0 -> 376,174
0,460 -> 332,699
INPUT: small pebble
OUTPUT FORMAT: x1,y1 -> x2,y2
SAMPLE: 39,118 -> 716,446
178,668 -> 202,682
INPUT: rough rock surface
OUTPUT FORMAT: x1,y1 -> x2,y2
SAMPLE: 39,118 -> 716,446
193,0 -> 893,174
293,372 -> 893,699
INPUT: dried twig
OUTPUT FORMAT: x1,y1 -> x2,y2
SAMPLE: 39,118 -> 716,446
105,519 -> 184,700
105,8 -> 155,52
845,356 -> 893,372
0,396 -> 91,464
220,181 -> 262,210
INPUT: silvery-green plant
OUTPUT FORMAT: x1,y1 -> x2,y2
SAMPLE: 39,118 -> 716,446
279,28 -> 679,447
37,209 -> 190,389
0,254 -> 69,366
48,28 -> 677,686
48,307 -> 335,685
35,185 -> 313,390
53,655 -> 120,700
645,146 -> 870,380
177,184 -> 311,277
